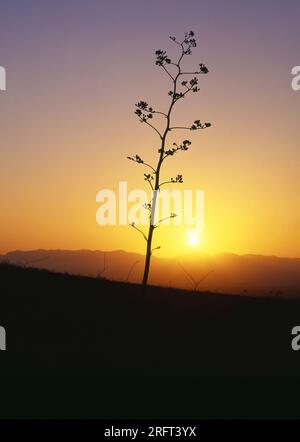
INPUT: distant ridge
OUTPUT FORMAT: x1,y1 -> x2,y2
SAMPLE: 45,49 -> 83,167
1,249 -> 300,297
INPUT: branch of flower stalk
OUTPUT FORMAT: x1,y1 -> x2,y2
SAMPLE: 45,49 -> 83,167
143,162 -> 156,173
159,176 -> 183,188
151,245 -> 161,254
159,180 -> 174,187
130,222 -> 148,242
169,123 -> 211,131
140,118 -> 163,139
162,64 -> 175,81
180,72 -> 205,76
154,213 -> 177,228
127,155 -> 157,174
144,174 -> 154,191
152,110 -> 168,117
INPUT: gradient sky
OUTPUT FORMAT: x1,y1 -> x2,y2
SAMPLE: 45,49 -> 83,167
0,0 -> 299,258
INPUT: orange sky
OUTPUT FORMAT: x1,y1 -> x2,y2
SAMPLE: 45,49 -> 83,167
0,1 -> 299,258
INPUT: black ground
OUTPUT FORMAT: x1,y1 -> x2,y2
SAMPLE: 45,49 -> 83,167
1,263 -> 300,376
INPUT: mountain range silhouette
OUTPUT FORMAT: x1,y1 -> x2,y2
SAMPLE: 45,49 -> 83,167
1,249 -> 299,297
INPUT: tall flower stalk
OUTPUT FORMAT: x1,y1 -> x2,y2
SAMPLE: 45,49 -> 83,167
127,31 -> 211,287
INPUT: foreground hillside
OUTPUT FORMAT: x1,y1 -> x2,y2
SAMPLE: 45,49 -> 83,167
0,263 -> 300,375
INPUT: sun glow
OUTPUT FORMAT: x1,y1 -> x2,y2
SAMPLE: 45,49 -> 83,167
186,230 -> 200,247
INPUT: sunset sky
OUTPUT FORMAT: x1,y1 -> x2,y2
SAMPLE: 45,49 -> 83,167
0,0 -> 299,258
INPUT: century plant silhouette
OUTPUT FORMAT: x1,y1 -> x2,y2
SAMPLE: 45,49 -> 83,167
127,31 -> 211,287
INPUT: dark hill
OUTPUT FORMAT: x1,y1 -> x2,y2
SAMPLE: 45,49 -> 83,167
1,263 -> 300,375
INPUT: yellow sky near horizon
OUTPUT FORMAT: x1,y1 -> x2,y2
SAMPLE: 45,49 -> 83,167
1,110 -> 299,259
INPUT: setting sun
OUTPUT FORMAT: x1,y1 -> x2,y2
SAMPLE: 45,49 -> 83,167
186,230 -> 200,247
